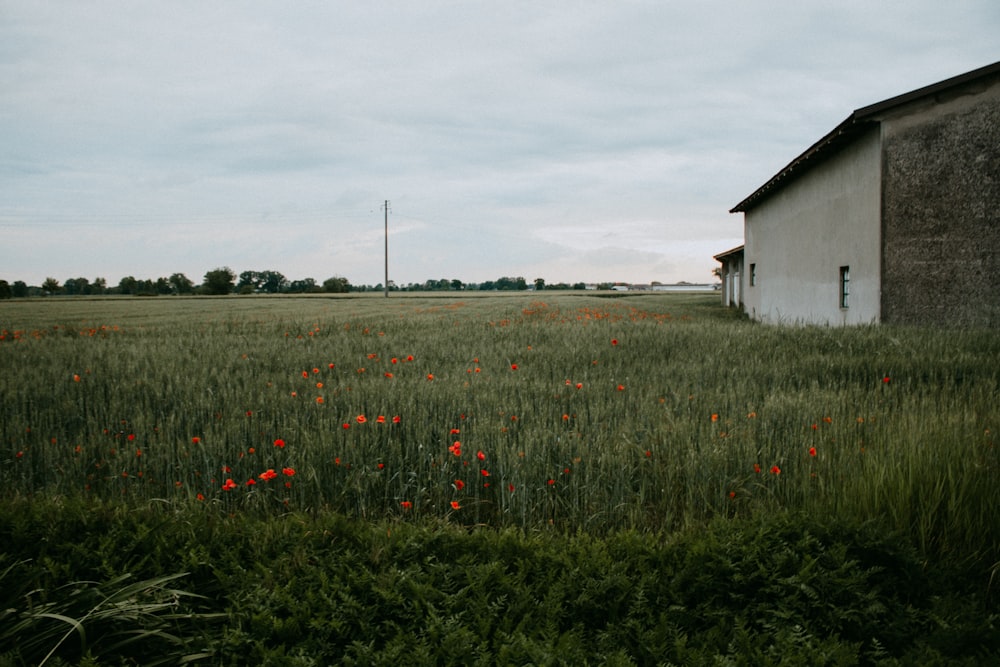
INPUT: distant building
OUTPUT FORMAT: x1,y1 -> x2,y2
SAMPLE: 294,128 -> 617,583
723,61 -> 1000,326
713,245 -> 744,308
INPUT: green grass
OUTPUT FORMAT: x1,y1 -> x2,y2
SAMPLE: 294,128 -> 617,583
1,292 -> 998,663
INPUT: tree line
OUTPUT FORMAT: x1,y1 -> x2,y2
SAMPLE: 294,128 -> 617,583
0,269 -> 603,298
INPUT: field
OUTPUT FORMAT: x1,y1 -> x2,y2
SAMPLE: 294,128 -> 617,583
1,293 -> 998,665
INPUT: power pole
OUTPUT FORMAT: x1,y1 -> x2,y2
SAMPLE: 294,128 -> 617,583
383,200 -> 389,298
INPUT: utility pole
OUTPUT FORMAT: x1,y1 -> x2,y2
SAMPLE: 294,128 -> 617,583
383,200 -> 389,298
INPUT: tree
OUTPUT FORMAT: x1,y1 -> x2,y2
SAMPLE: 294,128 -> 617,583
92,277 -> 107,295
450,279 -> 464,291
534,278 -> 545,291
259,270 -> 287,294
64,277 -> 91,295
287,278 -> 318,293
0,280 -> 10,299
118,276 -> 138,295
323,276 -> 350,293
169,273 -> 194,294
202,267 -> 236,295
41,277 -> 61,294
12,281 -> 28,298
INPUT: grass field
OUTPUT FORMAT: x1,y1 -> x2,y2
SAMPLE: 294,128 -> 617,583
1,292 -> 997,664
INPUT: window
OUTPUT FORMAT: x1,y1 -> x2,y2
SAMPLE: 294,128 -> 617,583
839,266 -> 850,308
749,263 -> 757,286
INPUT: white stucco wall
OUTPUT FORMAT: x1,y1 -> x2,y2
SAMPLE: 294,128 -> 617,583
743,127 -> 882,325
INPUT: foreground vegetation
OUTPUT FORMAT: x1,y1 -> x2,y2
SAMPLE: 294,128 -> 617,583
0,293 -> 997,664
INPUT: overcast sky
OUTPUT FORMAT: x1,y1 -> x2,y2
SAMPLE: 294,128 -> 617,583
2,2 -> 997,288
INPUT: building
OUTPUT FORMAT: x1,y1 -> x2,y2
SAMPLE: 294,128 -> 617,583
724,61 -> 1000,326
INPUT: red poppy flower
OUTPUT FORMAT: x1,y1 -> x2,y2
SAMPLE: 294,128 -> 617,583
809,447 -> 817,457
454,479 -> 465,490
508,483 -> 515,493
246,478 -> 256,486
510,364 -> 518,370
753,463 -> 761,474
392,415 -> 401,424
481,469 -> 490,477
283,467 -> 295,476
476,450 -> 485,461
259,469 -> 277,481
376,415 -> 386,423
611,339 -> 618,346
450,501 -> 461,510
191,436 -> 200,444
356,415 -> 367,424
222,478 -> 237,491
274,438 -> 286,448
770,465 -> 781,475
400,501 -> 412,510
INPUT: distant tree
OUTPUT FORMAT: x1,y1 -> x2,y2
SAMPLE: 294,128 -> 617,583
92,277 -> 107,295
323,276 -> 350,293
64,277 -> 92,295
495,276 -> 527,291
41,277 -> 61,294
0,280 -> 10,299
12,281 -> 28,298
118,276 -> 138,295
203,267 -> 236,295
237,271 -> 259,293
259,270 -> 287,294
287,278 -> 318,293
573,282 -> 586,290
479,280 -> 495,291
169,273 -> 194,294
450,279 -> 464,290
154,277 -> 172,295
534,278 -> 545,291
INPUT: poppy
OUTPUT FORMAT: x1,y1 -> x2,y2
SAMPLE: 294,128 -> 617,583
392,415 -> 401,424
376,415 -> 386,423
259,469 -> 277,481
246,478 -> 256,486
356,415 -> 367,424
611,339 -> 618,346
274,438 -> 286,448
617,384 -> 625,391
450,501 -> 461,510
454,479 -> 465,491
400,501 -> 412,510
481,469 -> 490,477
477,450 -> 485,461
753,463 -> 761,474
510,364 -> 518,370
809,447 -> 817,457
770,465 -> 781,475
222,478 -> 237,491
283,467 -> 296,476
191,436 -> 200,444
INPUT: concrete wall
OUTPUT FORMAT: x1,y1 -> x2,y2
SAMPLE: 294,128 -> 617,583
743,127 -> 882,325
880,74 -> 1000,326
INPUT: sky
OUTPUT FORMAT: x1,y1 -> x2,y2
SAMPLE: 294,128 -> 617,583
1,2 -> 998,289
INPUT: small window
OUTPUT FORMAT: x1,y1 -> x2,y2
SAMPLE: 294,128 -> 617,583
749,263 -> 757,286
839,266 -> 850,308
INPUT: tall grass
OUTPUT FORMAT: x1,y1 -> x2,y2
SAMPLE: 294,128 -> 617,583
1,294 -> 997,567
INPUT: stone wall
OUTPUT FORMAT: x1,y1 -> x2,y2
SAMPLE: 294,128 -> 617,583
881,76 -> 1000,326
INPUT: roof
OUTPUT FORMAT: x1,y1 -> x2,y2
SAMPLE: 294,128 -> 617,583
713,244 -> 744,262
730,60 -> 1000,213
